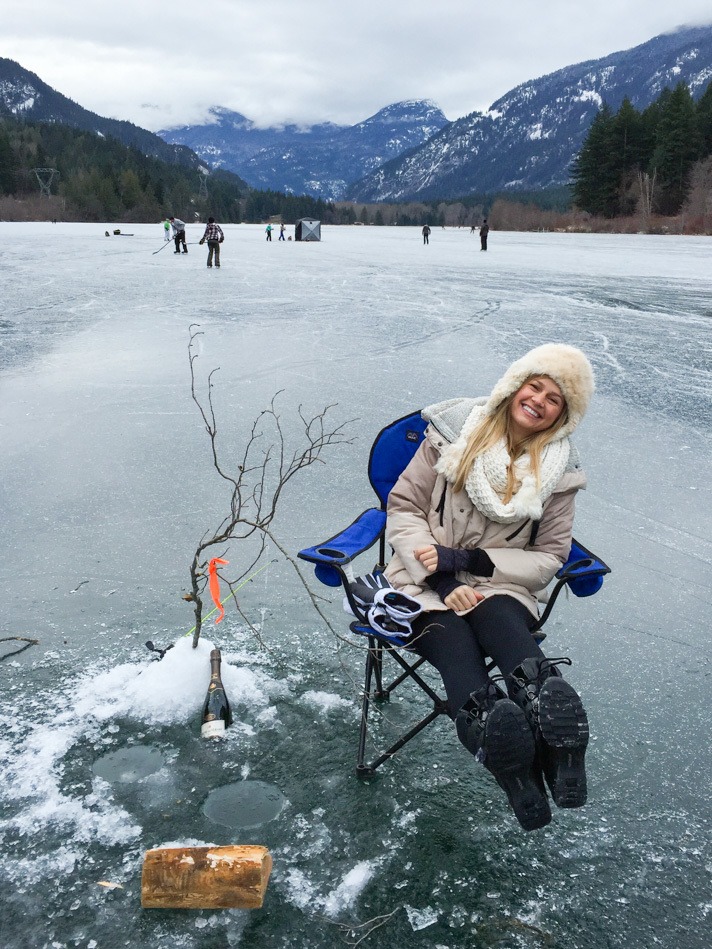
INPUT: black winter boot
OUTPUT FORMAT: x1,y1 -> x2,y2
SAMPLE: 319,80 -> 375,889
458,680 -> 551,831
508,658 -> 589,808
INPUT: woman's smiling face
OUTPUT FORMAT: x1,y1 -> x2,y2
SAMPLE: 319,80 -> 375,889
509,376 -> 565,441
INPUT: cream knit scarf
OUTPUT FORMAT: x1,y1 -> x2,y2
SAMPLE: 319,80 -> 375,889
434,404 -> 570,524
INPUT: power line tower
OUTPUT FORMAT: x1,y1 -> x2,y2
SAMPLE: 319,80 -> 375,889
33,168 -> 60,197
198,174 -> 209,201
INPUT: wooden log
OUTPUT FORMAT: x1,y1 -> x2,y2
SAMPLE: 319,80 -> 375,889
141,845 -> 272,909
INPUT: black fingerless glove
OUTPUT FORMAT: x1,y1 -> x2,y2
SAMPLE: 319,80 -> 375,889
425,572 -> 464,601
433,545 -> 494,577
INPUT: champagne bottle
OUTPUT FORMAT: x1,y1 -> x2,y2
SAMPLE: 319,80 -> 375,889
201,648 -> 232,738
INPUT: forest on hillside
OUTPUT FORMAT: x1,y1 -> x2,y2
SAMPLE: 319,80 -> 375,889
0,116 -> 336,224
572,80 -> 712,224
0,112 -> 558,227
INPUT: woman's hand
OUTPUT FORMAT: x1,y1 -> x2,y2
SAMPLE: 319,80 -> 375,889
443,585 -> 484,613
414,545 -> 439,573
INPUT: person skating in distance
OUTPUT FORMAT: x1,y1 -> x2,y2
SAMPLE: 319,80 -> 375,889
480,219 -> 489,251
169,216 -> 188,254
199,217 -> 224,268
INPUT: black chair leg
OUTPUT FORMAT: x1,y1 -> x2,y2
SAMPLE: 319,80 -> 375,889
356,647 -> 374,773
356,637 -> 449,776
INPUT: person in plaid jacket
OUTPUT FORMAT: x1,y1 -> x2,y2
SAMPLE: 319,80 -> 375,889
199,217 -> 225,268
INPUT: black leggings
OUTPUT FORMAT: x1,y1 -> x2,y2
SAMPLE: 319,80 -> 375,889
411,595 -> 544,740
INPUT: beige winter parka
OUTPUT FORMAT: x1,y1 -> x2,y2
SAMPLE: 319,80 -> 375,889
384,401 -> 587,619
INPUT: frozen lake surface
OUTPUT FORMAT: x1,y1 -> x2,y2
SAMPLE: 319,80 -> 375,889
1,222 -> 711,948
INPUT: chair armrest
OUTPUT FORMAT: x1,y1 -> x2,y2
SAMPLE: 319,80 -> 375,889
532,537 -> 611,632
556,538 -> 611,597
298,508 -> 387,587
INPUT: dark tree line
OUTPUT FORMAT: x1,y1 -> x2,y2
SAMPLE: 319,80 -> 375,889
1,111 -> 576,227
0,115 -> 245,221
572,80 -> 712,217
243,189 -> 337,224
0,116 -> 335,223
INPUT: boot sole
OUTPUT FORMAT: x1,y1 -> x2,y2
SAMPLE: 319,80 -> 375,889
485,700 -> 552,831
538,679 -> 589,808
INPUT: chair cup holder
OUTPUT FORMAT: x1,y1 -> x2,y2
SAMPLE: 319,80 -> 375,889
317,547 -> 347,559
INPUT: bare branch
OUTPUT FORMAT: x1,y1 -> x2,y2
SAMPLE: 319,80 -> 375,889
260,528 -> 340,638
0,636 -> 40,661
319,906 -> 404,947
187,326 -> 352,647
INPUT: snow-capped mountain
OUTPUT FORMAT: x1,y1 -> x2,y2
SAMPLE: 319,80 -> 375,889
159,107 -> 346,172
161,101 -> 449,199
4,22 -> 711,205
0,58 -> 207,173
346,24 -> 712,202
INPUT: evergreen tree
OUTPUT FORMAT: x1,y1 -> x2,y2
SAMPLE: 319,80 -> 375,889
118,168 -> 143,209
571,105 -> 619,216
168,179 -> 192,219
612,98 -> 646,171
650,82 -> 702,214
610,98 -> 648,215
638,96 -> 663,167
696,80 -> 712,157
0,125 -> 16,194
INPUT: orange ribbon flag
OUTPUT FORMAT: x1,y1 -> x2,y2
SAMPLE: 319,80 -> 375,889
208,558 -> 230,623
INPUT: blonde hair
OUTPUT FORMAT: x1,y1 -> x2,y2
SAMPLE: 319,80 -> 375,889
453,377 -> 570,502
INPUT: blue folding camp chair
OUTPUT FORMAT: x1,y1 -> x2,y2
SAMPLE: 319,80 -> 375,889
298,411 -> 610,776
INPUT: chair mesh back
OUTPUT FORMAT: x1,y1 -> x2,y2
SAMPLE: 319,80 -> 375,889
368,411 -> 427,507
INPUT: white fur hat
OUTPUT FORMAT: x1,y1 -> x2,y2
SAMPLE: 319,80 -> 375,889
483,343 -> 595,437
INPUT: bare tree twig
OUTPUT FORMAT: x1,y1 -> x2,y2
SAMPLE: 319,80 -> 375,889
261,528 -> 341,638
319,906 -> 404,947
0,637 -> 40,661
187,325 -> 354,647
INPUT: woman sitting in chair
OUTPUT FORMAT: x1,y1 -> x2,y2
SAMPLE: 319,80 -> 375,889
384,343 -> 595,831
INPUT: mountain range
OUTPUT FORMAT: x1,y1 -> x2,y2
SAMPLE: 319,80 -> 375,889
159,24 -> 712,202
159,101 -> 449,200
0,57 -> 209,175
2,23 -> 712,205
346,24 -> 712,202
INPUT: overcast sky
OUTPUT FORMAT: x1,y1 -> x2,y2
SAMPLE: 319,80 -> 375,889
5,2 -> 712,131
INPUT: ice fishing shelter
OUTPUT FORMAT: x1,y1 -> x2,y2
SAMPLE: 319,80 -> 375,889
295,218 -> 321,242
